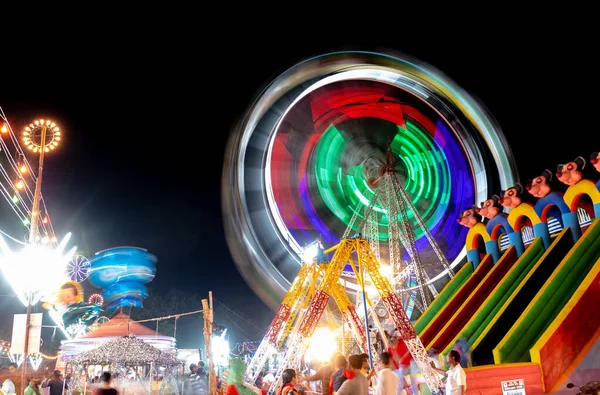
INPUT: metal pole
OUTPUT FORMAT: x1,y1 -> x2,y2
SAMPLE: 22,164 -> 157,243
61,368 -> 67,395
21,125 -> 47,395
202,296 -> 217,395
360,262 -> 373,369
209,291 -> 217,395
149,362 -> 153,394
21,295 -> 31,393
29,124 -> 47,245
341,280 -> 346,355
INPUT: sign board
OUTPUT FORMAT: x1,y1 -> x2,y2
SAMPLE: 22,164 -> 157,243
10,313 -> 43,355
501,379 -> 526,395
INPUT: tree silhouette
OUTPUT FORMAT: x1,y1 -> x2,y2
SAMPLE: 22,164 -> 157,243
130,287 -> 205,349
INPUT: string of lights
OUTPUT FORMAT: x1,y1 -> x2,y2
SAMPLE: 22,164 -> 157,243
0,106 -> 59,245
36,352 -> 58,360
0,228 -> 27,245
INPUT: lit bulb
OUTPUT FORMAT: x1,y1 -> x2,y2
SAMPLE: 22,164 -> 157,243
51,236 -> 57,243
33,147 -> 38,153
42,236 -> 49,244
1,125 -> 7,134
20,165 -> 27,173
42,217 -> 48,224
25,126 -> 31,132
46,120 -> 51,125
50,123 -> 55,128
44,147 -> 49,152
55,137 -> 61,141
23,137 -> 29,142
49,145 -> 55,150
54,128 -> 60,132
16,181 -> 24,189
28,145 -> 34,150
40,119 -> 44,125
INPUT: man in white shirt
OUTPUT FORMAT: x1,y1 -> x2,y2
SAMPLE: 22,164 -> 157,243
375,352 -> 399,395
430,350 -> 466,395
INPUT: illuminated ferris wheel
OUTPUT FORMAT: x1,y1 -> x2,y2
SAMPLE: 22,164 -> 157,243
222,51 -> 518,310
67,254 -> 91,283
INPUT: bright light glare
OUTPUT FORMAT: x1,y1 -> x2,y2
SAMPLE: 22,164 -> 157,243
307,327 -> 336,362
380,264 -> 393,277
0,233 -> 76,306
302,243 -> 319,263
211,329 -> 230,367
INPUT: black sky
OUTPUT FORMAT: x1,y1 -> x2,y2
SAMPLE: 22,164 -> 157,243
0,21 -> 597,348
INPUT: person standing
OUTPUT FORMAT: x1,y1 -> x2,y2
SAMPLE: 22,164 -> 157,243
336,355 -> 368,395
6,363 -> 21,395
93,372 -> 118,395
0,379 -> 16,395
278,369 -> 299,395
329,354 -> 348,394
40,371 -> 51,395
388,337 -> 415,395
197,361 -> 208,383
41,370 -> 66,395
304,353 -> 339,395
430,350 -> 466,395
24,378 -> 42,395
358,353 -> 375,385
374,352 -> 399,395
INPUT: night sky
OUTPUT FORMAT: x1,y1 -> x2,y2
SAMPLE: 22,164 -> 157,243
0,25 -> 596,352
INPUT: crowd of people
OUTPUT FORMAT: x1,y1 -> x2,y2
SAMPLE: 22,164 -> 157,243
0,364 -> 126,395
0,341 -> 466,395
0,365 -> 69,395
247,340 -> 466,395
185,360 -> 209,394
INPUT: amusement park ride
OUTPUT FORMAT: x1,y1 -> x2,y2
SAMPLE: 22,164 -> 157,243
224,51 -> 600,394
246,144 -> 452,393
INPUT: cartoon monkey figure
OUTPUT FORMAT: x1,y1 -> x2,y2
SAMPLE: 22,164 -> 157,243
526,170 -> 553,198
590,152 -> 600,173
556,156 -> 586,186
457,206 -> 482,228
499,183 -> 524,209
476,195 -> 502,219
42,281 -> 84,312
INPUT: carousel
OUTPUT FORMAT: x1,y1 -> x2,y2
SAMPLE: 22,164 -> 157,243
59,313 -> 177,361
67,334 -> 182,395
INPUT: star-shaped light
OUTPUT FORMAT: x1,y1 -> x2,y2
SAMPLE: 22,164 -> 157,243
0,233 -> 76,307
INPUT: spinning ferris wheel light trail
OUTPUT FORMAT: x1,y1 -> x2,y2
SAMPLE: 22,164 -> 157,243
223,51 -> 518,313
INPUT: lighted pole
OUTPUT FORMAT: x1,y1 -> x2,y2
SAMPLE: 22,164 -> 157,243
19,119 -> 61,388
24,119 -> 61,244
